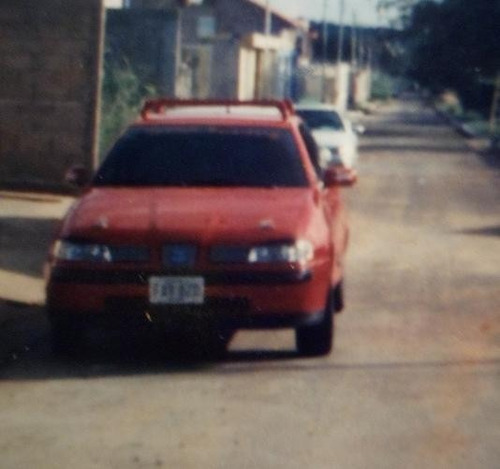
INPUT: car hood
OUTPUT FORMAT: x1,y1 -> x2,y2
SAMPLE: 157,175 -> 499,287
61,187 -> 316,244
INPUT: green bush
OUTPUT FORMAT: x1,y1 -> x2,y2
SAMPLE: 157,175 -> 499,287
370,72 -> 395,100
99,59 -> 156,160
371,72 -> 416,101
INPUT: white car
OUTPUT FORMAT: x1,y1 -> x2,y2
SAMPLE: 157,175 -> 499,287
295,104 -> 363,169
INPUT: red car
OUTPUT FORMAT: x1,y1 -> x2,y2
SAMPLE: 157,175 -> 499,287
45,99 -> 356,357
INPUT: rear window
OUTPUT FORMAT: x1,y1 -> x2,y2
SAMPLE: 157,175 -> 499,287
94,126 -> 307,188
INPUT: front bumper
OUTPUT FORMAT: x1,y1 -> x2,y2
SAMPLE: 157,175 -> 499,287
47,264 -> 330,328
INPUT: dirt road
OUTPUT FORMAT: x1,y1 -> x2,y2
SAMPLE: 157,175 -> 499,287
1,99 -> 499,468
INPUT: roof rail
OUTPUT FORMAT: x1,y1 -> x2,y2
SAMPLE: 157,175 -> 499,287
140,98 -> 295,120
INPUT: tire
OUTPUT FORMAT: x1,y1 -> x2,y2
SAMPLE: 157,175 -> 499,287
49,314 -> 84,356
333,280 -> 344,313
296,302 -> 334,357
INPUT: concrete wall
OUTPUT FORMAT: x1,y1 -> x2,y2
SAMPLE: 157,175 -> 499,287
127,0 -> 303,99
211,41 -> 240,98
0,0 -> 104,192
351,68 -> 372,105
300,63 -> 351,111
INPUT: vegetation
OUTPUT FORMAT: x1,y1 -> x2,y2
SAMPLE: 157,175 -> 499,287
99,56 -> 156,160
399,0 -> 500,116
309,22 -> 409,101
370,72 -> 415,101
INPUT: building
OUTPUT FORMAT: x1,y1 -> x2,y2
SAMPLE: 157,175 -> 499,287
114,0 -> 310,100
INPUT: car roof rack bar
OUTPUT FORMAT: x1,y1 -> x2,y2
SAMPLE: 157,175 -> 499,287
140,98 -> 295,120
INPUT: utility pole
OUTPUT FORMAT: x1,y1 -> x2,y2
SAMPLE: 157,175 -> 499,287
321,0 -> 329,102
334,0 -> 345,108
358,23 -> 365,68
336,0 -> 345,66
174,6 -> 183,97
264,0 -> 271,37
489,72 -> 500,134
262,0 -> 272,98
350,13 -> 357,70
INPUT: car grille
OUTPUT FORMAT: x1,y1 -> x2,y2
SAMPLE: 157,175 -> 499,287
51,268 -> 312,285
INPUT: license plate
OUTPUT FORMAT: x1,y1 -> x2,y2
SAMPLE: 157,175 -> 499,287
149,276 -> 205,305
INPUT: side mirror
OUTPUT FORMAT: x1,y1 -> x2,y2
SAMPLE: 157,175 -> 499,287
324,167 -> 358,188
64,165 -> 91,189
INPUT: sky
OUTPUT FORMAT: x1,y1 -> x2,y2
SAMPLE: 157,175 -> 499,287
267,0 -> 395,27
104,0 -> 397,27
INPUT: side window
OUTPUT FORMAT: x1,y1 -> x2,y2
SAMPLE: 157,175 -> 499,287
298,124 -> 322,178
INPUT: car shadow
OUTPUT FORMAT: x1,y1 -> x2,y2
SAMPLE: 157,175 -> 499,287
2,307 -> 500,381
0,311 -> 302,381
4,302 -> 498,382
458,225 -> 500,237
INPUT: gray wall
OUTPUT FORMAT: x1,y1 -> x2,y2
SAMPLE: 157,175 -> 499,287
0,0 -> 104,191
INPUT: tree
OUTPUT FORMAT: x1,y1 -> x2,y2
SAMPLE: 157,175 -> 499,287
401,0 -> 500,112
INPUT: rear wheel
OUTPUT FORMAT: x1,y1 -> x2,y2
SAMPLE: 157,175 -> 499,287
295,300 -> 334,357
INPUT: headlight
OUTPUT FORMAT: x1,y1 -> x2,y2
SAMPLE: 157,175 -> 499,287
249,240 -> 313,263
211,240 -> 313,264
54,241 -> 149,262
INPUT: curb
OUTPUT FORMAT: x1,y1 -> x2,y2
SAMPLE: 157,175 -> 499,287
435,108 -> 500,156
0,191 -> 68,203
435,109 -> 475,138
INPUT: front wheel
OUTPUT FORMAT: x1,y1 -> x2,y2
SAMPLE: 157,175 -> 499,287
295,306 -> 334,357
49,314 -> 84,356
332,280 -> 344,313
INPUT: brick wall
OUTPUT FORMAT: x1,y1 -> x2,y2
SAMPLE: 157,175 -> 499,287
0,0 -> 104,192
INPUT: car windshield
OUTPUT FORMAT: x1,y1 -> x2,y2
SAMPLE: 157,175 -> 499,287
296,109 -> 345,131
94,126 -> 307,187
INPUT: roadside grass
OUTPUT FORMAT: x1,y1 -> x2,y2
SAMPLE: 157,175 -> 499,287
462,120 -> 500,140
435,99 -> 500,144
